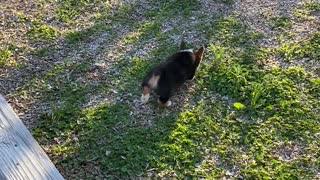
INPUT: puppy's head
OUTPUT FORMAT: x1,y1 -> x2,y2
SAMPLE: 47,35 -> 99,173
178,40 -> 205,69
179,45 -> 205,80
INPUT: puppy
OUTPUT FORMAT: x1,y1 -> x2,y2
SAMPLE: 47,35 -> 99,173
141,42 -> 205,107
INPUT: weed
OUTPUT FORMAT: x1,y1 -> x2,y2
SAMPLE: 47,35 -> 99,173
234,102 -> 246,110
17,12 -> 28,22
250,82 -> 264,109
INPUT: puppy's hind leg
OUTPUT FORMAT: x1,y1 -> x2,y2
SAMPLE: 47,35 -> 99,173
157,90 -> 172,107
141,86 -> 151,104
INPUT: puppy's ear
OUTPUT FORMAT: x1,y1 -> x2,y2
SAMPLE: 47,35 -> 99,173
195,46 -> 205,62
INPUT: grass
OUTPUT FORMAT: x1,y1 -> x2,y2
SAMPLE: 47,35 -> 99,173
28,23 -> 59,42
277,33 -> 320,61
0,48 -> 13,67
270,16 -> 293,30
2,0 -> 320,179
33,14 -> 320,178
294,2 -> 320,20
31,47 -> 51,57
0,44 -> 19,67
17,12 -> 28,22
55,0 -> 101,23
65,23 -> 112,44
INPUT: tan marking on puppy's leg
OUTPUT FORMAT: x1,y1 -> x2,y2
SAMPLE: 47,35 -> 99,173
148,75 -> 160,89
141,86 -> 151,104
157,98 -> 172,107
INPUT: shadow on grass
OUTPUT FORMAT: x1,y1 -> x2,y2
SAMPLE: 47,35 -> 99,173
30,0 -> 209,179
32,32 -> 185,179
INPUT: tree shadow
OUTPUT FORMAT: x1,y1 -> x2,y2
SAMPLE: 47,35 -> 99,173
29,0 -> 213,179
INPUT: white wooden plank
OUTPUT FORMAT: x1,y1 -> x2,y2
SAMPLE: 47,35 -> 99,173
0,95 -> 64,180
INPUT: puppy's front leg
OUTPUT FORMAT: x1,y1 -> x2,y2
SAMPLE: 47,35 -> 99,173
141,86 -> 151,104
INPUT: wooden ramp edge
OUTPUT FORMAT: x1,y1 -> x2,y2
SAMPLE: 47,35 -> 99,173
0,95 -> 64,180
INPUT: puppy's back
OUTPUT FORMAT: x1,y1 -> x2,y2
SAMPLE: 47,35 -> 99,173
162,51 -> 195,85
141,46 -> 204,106
143,51 -> 194,87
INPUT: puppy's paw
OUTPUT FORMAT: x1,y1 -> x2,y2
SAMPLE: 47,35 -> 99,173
157,98 -> 172,107
141,94 -> 150,104
165,100 -> 172,107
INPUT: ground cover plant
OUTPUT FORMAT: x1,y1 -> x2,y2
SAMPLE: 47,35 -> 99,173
1,0 -> 319,179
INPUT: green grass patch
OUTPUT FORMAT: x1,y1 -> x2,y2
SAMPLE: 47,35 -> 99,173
146,18 -> 320,176
303,2 -> 320,13
270,16 -> 292,30
163,17 -> 320,178
107,4 -> 135,23
208,17 -> 263,47
277,33 -> 320,61
16,12 -> 28,22
151,93 -> 319,178
294,2 -> 320,20
0,47 -> 13,67
28,24 -> 59,42
206,17 -> 265,66
55,0 -> 102,23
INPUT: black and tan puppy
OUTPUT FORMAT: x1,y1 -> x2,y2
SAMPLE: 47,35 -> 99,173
141,42 -> 205,106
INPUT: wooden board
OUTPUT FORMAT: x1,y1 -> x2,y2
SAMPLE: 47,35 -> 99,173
0,95 -> 64,180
